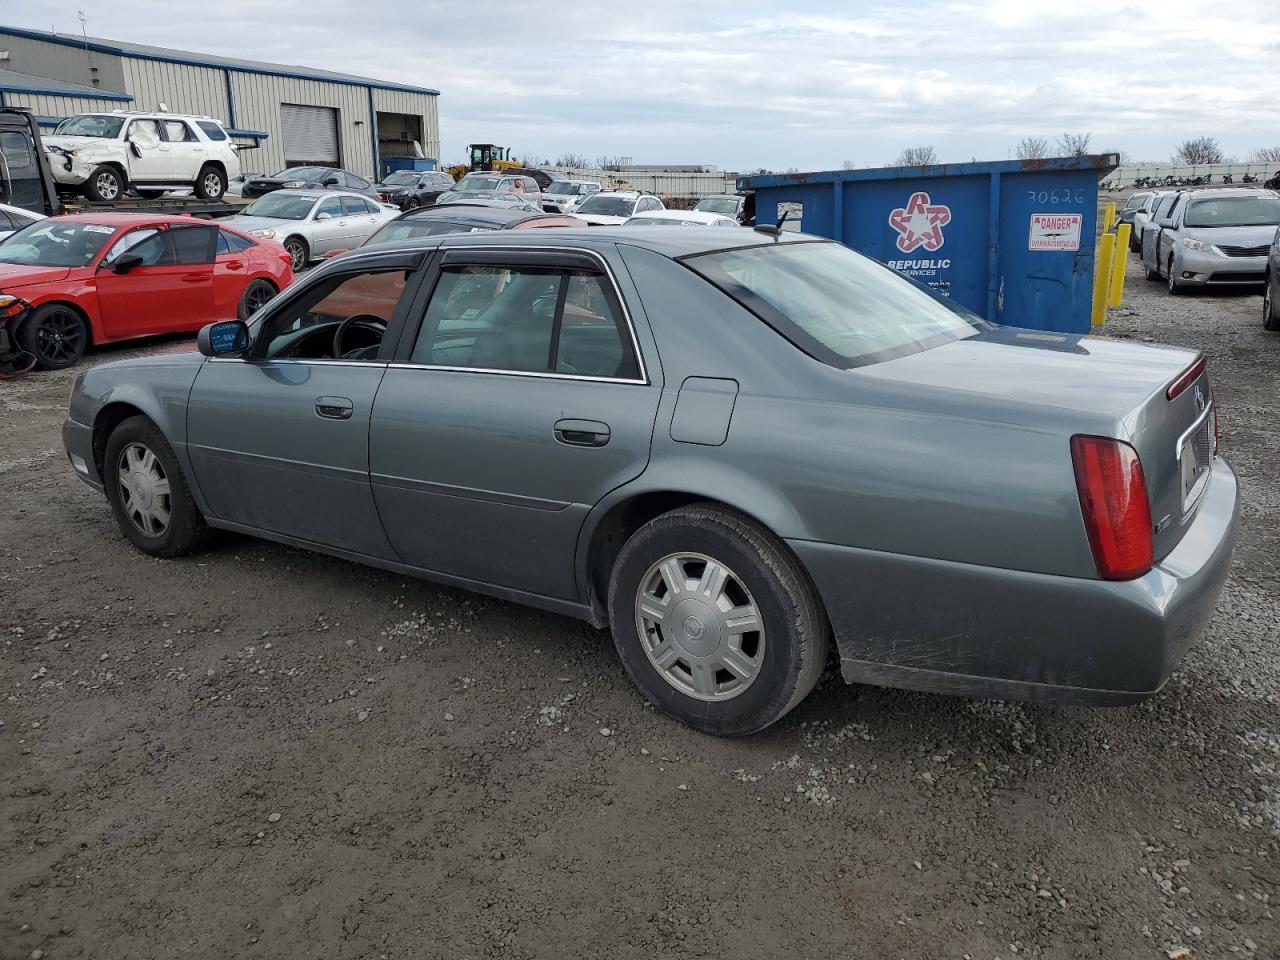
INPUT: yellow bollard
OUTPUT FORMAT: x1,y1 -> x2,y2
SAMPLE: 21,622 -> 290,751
1092,232 -> 1115,327
1108,224 -> 1131,307
1101,202 -> 1116,235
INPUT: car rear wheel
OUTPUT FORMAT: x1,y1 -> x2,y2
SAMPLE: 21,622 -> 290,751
238,279 -> 278,321
84,165 -> 125,202
103,416 -> 208,558
607,504 -> 829,736
283,236 -> 309,271
194,165 -> 227,201
19,303 -> 88,370
1265,274 -> 1280,332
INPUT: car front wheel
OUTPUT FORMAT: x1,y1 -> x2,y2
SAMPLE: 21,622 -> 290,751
103,415 -> 208,558
283,236 -> 309,271
1265,274 -> 1280,332
20,303 -> 88,369
84,165 -> 125,202
194,165 -> 227,201
607,504 -> 829,736
1167,256 -> 1182,295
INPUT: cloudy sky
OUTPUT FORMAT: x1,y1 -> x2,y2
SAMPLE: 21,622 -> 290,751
15,1 -> 1280,170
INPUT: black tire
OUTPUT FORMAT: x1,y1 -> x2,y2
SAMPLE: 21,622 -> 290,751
84,165 -> 126,202
402,195 -> 420,210
1129,230 -> 1141,253
1167,257 -> 1181,295
283,236 -> 309,271
103,415 -> 208,558
194,165 -> 226,201
1265,274 -> 1280,332
237,278 -> 278,321
19,303 -> 88,370
135,188 -> 166,200
607,504 -> 829,737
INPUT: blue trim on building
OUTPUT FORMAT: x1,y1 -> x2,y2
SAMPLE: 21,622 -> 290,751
0,80 -> 133,101
225,128 -> 269,141
367,85 -> 380,181
223,69 -> 237,129
0,25 -> 441,96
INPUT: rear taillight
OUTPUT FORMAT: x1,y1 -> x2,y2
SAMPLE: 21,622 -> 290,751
1166,357 -> 1206,400
1071,435 -> 1153,581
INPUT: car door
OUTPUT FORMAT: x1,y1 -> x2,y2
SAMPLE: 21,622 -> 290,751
368,246 -> 661,600
342,195 -> 382,244
306,195 -> 350,254
1156,195 -> 1185,275
124,118 -> 172,182
1142,195 -> 1174,271
212,228 -> 260,318
94,224 -> 217,338
186,256 -> 421,556
161,119 -> 202,181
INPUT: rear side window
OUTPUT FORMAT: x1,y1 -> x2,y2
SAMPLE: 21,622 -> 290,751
342,196 -> 372,216
683,241 -> 986,368
197,121 -> 228,141
218,229 -> 256,254
410,264 -> 638,378
163,120 -> 195,142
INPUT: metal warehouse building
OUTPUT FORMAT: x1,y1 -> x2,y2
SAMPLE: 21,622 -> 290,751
0,25 -> 440,179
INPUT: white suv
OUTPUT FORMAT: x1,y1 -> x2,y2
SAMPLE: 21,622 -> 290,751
43,112 -> 241,202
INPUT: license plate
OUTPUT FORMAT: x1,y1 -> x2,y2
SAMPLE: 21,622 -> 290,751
1179,420 -> 1212,510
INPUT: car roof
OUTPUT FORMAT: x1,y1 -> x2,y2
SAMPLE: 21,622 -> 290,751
256,189 -> 368,200
47,212 -> 209,226
401,204 -> 542,227
345,225 -> 813,262
1183,188 -> 1277,200
73,111 -> 220,123
592,190 -> 642,198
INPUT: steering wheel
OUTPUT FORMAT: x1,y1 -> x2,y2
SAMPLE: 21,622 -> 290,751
333,314 -> 388,359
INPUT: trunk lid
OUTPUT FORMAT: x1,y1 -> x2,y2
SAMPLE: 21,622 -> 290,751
859,327 -> 1214,562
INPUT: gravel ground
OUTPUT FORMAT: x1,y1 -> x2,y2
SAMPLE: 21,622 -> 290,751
1,255 -> 1277,960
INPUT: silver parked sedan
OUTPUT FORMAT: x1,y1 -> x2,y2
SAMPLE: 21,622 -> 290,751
222,189 -> 400,270
62,228 -> 1240,736
1141,188 -> 1280,293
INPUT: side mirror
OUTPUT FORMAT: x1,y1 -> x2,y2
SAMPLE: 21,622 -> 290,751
197,320 -> 251,357
112,253 -> 144,274
316,211 -> 333,220
322,177 -> 339,186
130,140 -> 144,158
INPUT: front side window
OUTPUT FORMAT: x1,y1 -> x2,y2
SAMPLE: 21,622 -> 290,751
106,225 -> 215,267
0,131 -> 34,171
0,220 -> 119,267
410,265 -> 637,378
102,227 -> 161,265
684,240 -> 987,368
256,269 -> 408,360
128,119 -> 163,144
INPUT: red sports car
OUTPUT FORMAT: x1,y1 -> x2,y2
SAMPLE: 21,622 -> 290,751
0,213 -> 293,370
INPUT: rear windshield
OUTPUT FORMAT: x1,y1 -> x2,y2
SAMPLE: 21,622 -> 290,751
455,175 -> 502,191
576,195 -> 636,216
365,220 -> 486,244
683,241 -> 987,368
0,220 -> 118,267
695,196 -> 740,215
1183,196 -> 1280,228
1122,193 -> 1150,210
546,182 -> 584,195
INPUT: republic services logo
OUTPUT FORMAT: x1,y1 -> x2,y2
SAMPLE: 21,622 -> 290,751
888,191 -> 952,253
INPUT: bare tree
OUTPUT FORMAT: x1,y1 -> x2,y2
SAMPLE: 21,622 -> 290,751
1016,136 -> 1049,160
555,152 -> 590,168
1249,146 -> 1280,163
1055,132 -> 1092,156
841,159 -> 857,170
893,145 -> 937,166
594,155 -> 627,171
1172,137 -> 1225,165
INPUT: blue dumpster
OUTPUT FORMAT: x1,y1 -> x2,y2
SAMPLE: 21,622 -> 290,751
738,154 -> 1118,333
380,156 -> 437,179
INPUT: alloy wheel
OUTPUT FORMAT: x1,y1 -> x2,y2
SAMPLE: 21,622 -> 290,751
94,171 -> 121,200
634,552 -> 765,702
245,281 -> 274,315
1265,283 -> 1274,327
203,172 -> 223,197
31,308 -> 86,366
116,442 -> 171,537
285,240 -> 306,271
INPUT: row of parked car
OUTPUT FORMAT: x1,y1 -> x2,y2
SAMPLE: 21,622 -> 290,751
0,181 -> 752,372
1118,186 -> 1280,329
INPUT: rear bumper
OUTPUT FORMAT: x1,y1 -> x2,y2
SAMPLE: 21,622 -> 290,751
790,457 -> 1240,705
62,417 -> 103,493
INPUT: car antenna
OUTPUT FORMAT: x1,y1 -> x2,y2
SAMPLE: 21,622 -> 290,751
753,209 -> 789,239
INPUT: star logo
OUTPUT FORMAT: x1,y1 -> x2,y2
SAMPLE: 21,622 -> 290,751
888,191 -> 952,253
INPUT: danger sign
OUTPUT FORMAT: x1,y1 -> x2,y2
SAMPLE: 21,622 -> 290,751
1028,213 -> 1082,251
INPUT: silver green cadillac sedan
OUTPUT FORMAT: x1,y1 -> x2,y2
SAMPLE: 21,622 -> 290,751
62,228 -> 1240,736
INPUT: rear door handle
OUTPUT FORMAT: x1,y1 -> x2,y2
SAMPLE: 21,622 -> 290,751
554,418 -> 610,447
315,396 -> 353,420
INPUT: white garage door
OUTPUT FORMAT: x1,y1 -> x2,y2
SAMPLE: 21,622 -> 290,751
281,104 -> 340,166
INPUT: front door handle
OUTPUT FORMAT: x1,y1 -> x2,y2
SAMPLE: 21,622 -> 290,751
554,418 -> 610,447
315,396 -> 353,420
